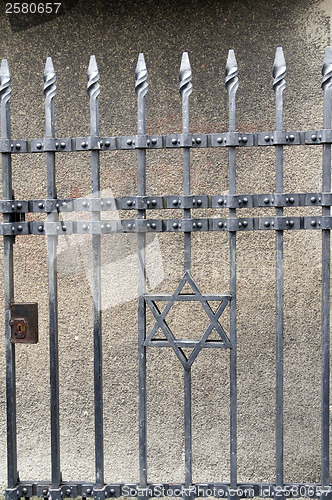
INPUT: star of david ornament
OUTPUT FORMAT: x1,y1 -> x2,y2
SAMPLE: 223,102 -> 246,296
144,271 -> 232,371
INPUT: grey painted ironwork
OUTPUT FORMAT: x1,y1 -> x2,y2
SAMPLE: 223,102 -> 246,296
1,59 -> 18,491
44,57 -> 61,492
2,46 -> 332,500
226,49 -> 238,492
273,46 -> 286,493
87,55 -> 104,493
321,46 -> 332,489
136,52 -> 148,494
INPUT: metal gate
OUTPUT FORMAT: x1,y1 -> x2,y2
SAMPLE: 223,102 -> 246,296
2,45 -> 332,500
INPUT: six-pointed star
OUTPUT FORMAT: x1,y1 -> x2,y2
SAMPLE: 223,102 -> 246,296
144,271 -> 232,370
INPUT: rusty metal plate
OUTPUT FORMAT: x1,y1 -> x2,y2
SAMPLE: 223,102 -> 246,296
10,302 -> 38,344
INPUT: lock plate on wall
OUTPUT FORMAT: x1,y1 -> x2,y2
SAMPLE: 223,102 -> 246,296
10,302 -> 38,344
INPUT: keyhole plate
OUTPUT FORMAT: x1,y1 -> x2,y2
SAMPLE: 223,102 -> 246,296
10,302 -> 38,344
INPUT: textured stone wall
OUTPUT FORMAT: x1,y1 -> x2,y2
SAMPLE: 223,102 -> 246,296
0,0 -> 330,491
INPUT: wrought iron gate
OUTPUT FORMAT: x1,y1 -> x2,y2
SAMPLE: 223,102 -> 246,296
2,45 -> 332,499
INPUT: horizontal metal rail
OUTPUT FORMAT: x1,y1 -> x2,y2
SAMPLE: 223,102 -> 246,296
2,215 -> 332,235
5,481 -> 332,500
1,192 -> 331,213
2,129 -> 332,153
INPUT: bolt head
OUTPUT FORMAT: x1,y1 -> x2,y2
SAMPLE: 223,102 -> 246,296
196,137 -> 201,144
242,220 -> 248,227
105,140 -> 110,147
109,489 -> 115,496
16,143 -> 21,150
86,489 -> 92,495
100,141 -> 103,147
36,143 -> 42,150
106,224 -> 111,230
22,488 -> 28,495
151,223 -> 156,229
289,134 -> 295,141
311,220 -> 316,226
81,141 -> 87,148
11,226 -> 15,232
38,202 -> 44,209
127,200 -> 133,207
217,137 -> 222,144
172,222 -> 178,229
82,201 -> 88,208
311,197 -> 316,203
127,139 -> 132,146
152,138 -> 157,145
172,199 -> 179,206
17,203 -> 22,209
66,489 -> 71,496
42,490 -> 48,496
311,134 -> 317,141
242,136 -> 248,143
106,200 -> 111,206
264,135 -> 270,142
127,224 -> 133,230
289,220 -> 294,227
60,142 -> 66,148
55,142 -> 59,148
62,226 -> 67,231
218,221 -> 223,228
217,198 -> 223,205
172,138 -> 177,145
151,199 -> 157,206
197,222 -> 202,228
38,225 -> 44,232
264,221 -> 270,227
264,198 -> 269,204
289,197 -> 295,204
17,225 -> 23,231
243,198 -> 248,203
83,224 -> 88,230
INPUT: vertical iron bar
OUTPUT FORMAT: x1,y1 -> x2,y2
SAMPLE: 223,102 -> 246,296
273,47 -> 286,490
44,57 -> 61,489
1,59 -> 18,489
136,53 -> 148,489
225,50 -> 238,490
179,52 -> 193,489
87,56 -> 104,488
321,46 -> 332,488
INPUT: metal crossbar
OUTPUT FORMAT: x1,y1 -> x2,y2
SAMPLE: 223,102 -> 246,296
2,46 -> 332,500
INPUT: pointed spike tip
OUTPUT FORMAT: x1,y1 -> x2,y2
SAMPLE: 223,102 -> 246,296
273,47 -> 286,69
180,51 -> 191,72
88,55 -> 98,76
0,59 -> 10,77
322,46 -> 332,73
324,46 -> 332,63
226,49 -> 237,71
44,56 -> 55,76
136,52 -> 146,73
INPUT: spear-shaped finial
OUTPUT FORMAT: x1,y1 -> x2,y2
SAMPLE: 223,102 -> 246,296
44,56 -> 56,101
135,52 -> 148,98
322,46 -> 332,91
225,49 -> 238,96
87,55 -> 100,100
273,47 -> 286,94
179,52 -> 192,100
0,59 -> 12,105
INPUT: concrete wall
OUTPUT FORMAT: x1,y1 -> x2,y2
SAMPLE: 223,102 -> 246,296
0,0 -> 331,491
